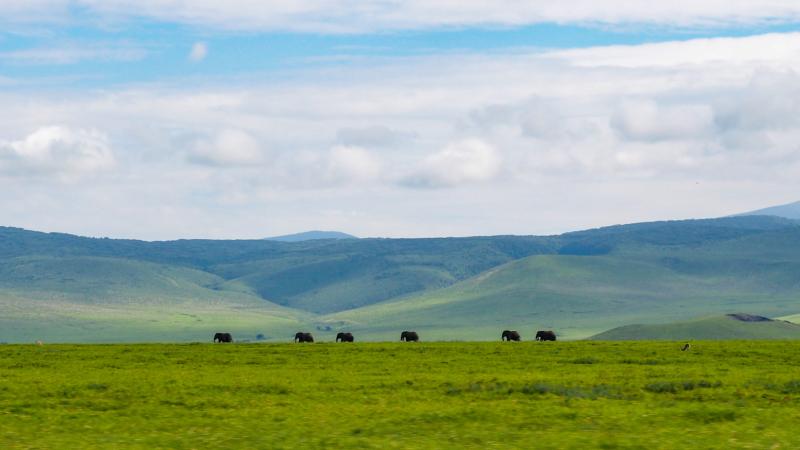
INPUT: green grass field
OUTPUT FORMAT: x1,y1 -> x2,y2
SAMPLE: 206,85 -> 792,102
3,341 -> 800,448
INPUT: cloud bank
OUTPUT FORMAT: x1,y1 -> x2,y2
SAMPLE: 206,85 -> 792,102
2,32 -> 800,238
5,1 -> 800,32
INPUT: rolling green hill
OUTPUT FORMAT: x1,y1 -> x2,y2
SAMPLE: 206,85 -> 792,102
2,215 -> 800,342
0,227 -> 555,314
0,255 -> 313,343
588,314 -> 800,340
326,219 -> 800,340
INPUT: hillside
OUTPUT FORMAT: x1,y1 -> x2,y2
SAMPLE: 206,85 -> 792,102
327,218 -> 800,340
0,227 -> 555,314
2,215 -> 800,342
738,200 -> 800,220
588,314 -> 800,340
0,255 -> 312,342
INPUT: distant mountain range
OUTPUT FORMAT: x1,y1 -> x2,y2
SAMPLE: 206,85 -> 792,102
265,231 -> 358,242
2,212 -> 800,342
737,200 -> 800,220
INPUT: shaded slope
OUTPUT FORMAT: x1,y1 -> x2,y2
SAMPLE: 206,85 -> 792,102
219,237 -> 556,313
588,315 -> 800,340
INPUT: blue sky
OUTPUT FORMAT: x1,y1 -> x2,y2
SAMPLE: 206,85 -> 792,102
4,11 -> 800,88
2,2 -> 800,239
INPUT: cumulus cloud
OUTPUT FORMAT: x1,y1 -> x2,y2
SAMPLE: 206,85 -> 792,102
188,129 -> 264,167
0,126 -> 114,177
611,100 -> 715,142
326,145 -> 383,183
714,70 -> 800,132
188,42 -> 208,62
470,96 -> 599,140
336,125 -> 411,148
4,31 -> 800,237
271,145 -> 384,189
404,139 -> 502,188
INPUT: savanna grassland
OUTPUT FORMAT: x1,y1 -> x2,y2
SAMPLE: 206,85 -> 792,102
2,341 -> 800,449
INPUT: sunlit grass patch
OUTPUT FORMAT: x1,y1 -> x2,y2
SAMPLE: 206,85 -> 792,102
1,341 -> 799,448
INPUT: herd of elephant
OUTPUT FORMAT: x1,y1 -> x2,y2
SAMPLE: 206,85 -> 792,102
502,330 -> 556,341
213,329 -> 556,343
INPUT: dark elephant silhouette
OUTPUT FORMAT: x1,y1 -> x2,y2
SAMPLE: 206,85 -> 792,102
400,331 -> 419,342
336,332 -> 354,342
681,343 -> 691,351
213,332 -> 233,343
294,332 -> 314,343
502,330 -> 521,341
535,330 -> 556,341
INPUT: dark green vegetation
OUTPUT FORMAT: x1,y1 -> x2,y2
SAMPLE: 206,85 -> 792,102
2,342 -> 800,448
2,215 -> 800,342
590,314 -> 800,340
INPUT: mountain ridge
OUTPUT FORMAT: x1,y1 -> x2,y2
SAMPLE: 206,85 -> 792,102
265,230 -> 358,242
736,200 -> 800,220
2,214 -> 800,342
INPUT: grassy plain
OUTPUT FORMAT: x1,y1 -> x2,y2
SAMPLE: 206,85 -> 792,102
2,341 -> 800,449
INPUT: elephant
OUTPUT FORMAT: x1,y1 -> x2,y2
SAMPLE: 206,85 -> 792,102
535,330 -> 556,341
400,331 -> 419,342
294,332 -> 314,343
681,343 -> 691,351
213,332 -> 233,343
502,330 -> 521,341
336,332 -> 354,342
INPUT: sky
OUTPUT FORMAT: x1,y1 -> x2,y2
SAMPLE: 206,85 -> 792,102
2,2 -> 800,240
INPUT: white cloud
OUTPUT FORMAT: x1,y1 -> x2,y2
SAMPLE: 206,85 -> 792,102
0,126 -> 115,177
714,70 -> 800,132
3,32 -> 800,237
549,32 -> 800,69
404,139 -> 502,188
611,100 -> 715,141
326,145 -> 382,183
188,129 -> 264,166
188,41 -> 207,62
6,1 -> 800,32
336,125 -> 411,147
0,42 -> 147,65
